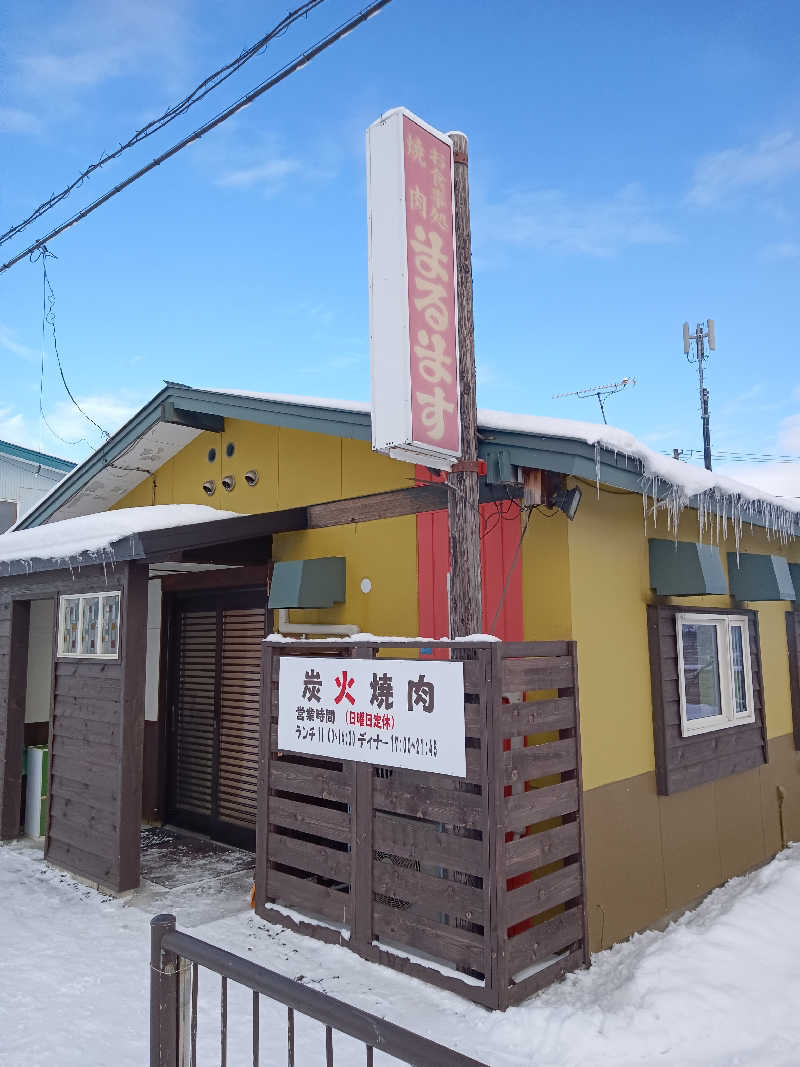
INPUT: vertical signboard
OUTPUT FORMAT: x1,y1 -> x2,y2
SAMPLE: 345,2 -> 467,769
367,108 -> 461,470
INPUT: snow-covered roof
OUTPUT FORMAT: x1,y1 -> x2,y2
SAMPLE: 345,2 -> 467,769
0,505 -> 238,573
210,392 -> 800,542
14,383 -> 800,546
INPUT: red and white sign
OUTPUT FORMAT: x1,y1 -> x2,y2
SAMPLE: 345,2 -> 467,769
367,108 -> 461,469
277,656 -> 466,777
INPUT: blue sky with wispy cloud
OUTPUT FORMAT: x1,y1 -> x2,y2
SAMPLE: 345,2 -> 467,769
1,0 -> 799,494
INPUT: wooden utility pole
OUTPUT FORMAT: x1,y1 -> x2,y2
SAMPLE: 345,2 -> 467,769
446,132 -> 482,639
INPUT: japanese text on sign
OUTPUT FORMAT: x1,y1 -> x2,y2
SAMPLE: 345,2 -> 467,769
277,657 -> 466,777
366,107 -> 461,470
403,115 -> 459,453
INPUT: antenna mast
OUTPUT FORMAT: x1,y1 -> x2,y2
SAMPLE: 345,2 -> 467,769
683,319 -> 715,471
552,377 -> 636,424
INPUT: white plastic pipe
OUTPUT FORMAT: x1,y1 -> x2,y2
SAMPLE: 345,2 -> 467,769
276,608 -> 359,638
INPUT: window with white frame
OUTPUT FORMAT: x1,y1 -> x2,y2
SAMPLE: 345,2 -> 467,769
676,613 -> 755,736
58,592 -> 122,659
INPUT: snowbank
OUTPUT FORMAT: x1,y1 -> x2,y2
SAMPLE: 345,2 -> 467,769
0,504 -> 238,571
2,841 -> 800,1065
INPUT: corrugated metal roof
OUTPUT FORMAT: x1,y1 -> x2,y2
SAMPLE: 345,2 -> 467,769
0,438 -> 75,473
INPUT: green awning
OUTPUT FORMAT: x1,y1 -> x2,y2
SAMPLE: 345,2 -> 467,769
648,539 -> 728,596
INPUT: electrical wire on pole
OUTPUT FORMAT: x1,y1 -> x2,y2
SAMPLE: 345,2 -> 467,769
0,0 -> 392,276
682,319 -> 715,471
0,1 -> 330,251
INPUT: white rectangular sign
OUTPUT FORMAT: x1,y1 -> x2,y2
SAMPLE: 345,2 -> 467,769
366,107 -> 461,470
277,657 -> 466,777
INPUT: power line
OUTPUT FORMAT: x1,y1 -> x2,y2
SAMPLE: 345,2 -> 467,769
34,245 -> 109,441
0,0 -> 392,276
667,448 -> 800,465
0,1 -> 329,251
36,248 -> 87,450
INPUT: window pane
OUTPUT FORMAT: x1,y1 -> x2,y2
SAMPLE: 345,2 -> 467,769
681,623 -> 723,720
730,624 -> 749,716
81,596 -> 100,655
60,598 -> 80,655
100,595 -> 120,656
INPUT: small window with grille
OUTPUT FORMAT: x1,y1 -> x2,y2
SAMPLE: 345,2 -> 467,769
58,591 -> 121,659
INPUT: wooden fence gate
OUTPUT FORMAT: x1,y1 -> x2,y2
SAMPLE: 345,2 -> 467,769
255,639 -> 588,1010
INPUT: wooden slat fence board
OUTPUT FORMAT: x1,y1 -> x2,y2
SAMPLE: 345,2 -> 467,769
255,638 -> 587,1011
373,811 -> 484,870
507,908 -> 584,974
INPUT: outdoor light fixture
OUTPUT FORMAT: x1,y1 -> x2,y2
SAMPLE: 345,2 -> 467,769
244,469 -> 259,487
551,484 -> 582,520
221,474 -> 236,492
202,479 -> 216,496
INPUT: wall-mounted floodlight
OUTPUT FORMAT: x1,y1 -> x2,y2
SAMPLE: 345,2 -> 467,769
202,479 -> 216,496
244,469 -> 259,487
551,484 -> 582,521
221,474 -> 236,492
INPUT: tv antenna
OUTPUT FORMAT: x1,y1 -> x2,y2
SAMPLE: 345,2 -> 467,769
683,319 -> 715,471
552,377 -> 636,424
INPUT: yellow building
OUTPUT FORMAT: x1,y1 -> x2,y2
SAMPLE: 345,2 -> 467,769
2,383 -> 799,971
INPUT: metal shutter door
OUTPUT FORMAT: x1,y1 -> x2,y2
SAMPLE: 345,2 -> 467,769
173,609 -> 217,820
217,606 -> 266,829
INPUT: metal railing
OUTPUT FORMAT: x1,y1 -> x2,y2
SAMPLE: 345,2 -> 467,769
151,914 -> 488,1066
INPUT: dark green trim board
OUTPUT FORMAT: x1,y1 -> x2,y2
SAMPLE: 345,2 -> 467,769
790,563 -> 800,603
728,552 -> 796,602
648,539 -> 728,596
268,557 -> 346,609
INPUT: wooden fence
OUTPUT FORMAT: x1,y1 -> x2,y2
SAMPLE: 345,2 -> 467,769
255,639 -> 588,1010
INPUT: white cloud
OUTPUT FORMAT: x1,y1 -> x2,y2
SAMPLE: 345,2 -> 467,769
0,394 -> 143,461
688,132 -> 800,207
216,159 -> 302,191
0,324 -> 38,362
0,408 -> 29,444
15,1 -> 192,95
479,182 -> 676,257
717,461 -> 800,500
43,394 -> 140,445
762,241 -> 800,261
0,107 -> 42,136
779,414 -> 800,453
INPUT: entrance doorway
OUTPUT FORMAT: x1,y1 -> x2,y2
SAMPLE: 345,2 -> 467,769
166,588 -> 267,850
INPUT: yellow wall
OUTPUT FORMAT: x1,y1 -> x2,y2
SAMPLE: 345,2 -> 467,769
114,419 -> 419,638
116,422 -> 800,790
553,478 -> 800,790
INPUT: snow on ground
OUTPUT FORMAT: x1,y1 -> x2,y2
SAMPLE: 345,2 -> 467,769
3,840 -> 800,1066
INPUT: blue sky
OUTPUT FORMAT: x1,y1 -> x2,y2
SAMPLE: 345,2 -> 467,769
1,0 -> 799,494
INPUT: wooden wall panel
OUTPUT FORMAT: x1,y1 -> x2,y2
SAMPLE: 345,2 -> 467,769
0,599 -> 30,838
0,563 -> 146,893
787,611 -> 800,751
415,467 -> 524,658
648,604 -> 768,795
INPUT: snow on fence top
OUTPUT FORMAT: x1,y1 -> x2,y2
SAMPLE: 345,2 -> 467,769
0,504 -> 237,573
212,390 -> 799,546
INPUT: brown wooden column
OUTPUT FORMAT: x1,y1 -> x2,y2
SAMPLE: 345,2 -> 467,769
0,597 -> 30,839
447,131 -> 482,641
117,561 -> 148,891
